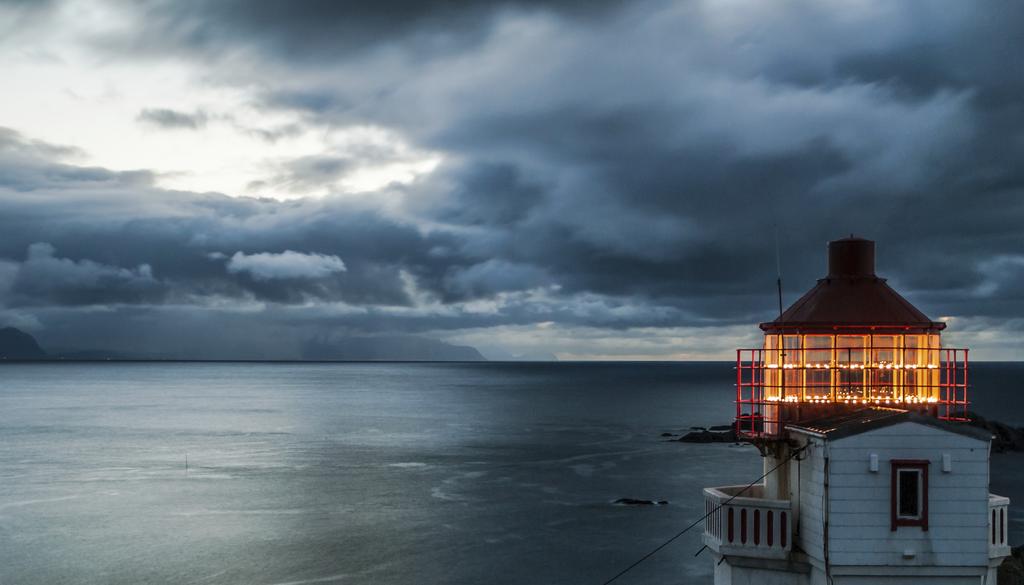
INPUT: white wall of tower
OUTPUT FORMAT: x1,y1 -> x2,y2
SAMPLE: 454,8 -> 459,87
783,421 -> 992,579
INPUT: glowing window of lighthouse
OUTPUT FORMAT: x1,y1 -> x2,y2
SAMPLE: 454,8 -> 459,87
869,335 -> 898,401
903,335 -> 938,402
759,333 -> 946,403
836,335 -> 866,401
783,335 -> 801,399
803,335 -> 832,399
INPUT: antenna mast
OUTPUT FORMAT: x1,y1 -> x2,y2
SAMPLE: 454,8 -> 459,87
774,228 -> 783,318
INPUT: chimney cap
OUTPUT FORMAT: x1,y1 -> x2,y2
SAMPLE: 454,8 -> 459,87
828,236 -> 875,278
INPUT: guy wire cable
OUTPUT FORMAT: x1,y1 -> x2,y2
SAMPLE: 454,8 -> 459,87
598,443 -> 807,585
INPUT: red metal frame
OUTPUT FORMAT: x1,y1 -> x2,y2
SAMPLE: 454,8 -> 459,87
735,346 -> 969,439
891,460 -> 929,531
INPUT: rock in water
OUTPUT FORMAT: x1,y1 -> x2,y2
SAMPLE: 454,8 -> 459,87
677,427 -> 737,443
966,413 -> 1024,453
613,498 -> 668,506
999,546 -> 1024,585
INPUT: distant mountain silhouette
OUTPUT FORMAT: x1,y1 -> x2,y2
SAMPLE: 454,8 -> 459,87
0,327 -> 47,359
301,335 -> 485,361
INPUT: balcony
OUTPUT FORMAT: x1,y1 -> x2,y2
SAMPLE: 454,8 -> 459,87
989,494 -> 1011,559
703,484 -> 792,560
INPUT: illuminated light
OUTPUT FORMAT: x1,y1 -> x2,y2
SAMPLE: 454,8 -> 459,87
767,364 -> 779,369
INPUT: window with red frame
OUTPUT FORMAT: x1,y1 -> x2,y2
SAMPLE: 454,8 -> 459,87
891,460 -> 929,531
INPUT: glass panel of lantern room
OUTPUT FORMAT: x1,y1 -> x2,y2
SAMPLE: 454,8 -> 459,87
782,335 -> 801,365
927,334 -> 942,401
782,335 -> 801,400
904,335 -> 928,402
804,336 -> 832,400
836,335 -> 866,401
869,335 -> 899,400
872,335 -> 898,365
764,334 -> 781,401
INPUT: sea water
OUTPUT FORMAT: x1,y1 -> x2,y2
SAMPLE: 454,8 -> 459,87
0,362 -> 1021,584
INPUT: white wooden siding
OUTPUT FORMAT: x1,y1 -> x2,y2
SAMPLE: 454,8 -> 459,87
797,436 -> 826,560
805,421 -> 991,568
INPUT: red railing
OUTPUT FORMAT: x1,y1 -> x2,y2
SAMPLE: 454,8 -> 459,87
735,347 -> 968,438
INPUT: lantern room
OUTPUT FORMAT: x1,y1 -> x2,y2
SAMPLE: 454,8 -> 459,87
736,237 -> 968,438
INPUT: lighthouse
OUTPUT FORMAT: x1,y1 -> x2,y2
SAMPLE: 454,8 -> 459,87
703,237 -> 1011,584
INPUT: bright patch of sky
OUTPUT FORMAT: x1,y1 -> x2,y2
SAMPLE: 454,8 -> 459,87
1,0 -> 440,200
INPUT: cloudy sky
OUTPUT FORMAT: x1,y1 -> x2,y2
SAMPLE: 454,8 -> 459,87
1,0 -> 1022,360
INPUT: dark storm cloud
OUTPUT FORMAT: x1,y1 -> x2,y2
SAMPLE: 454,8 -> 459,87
208,0 -> 1020,314
8,242 -> 166,306
5,1 -> 1024,357
0,127 -> 83,160
416,162 -> 546,227
0,131 -> 706,335
247,155 -> 355,194
0,130 -> 421,308
0,128 -> 151,192
108,0 -> 625,61
244,122 -> 306,144
137,108 -> 209,130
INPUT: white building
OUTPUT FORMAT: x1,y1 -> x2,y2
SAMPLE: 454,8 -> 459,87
703,237 -> 1011,584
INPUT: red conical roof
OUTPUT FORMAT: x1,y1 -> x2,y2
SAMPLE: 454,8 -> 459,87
760,237 -> 945,333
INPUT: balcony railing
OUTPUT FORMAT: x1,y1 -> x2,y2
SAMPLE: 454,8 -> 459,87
703,484 -> 792,559
989,494 -> 1011,558
736,346 -> 969,438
